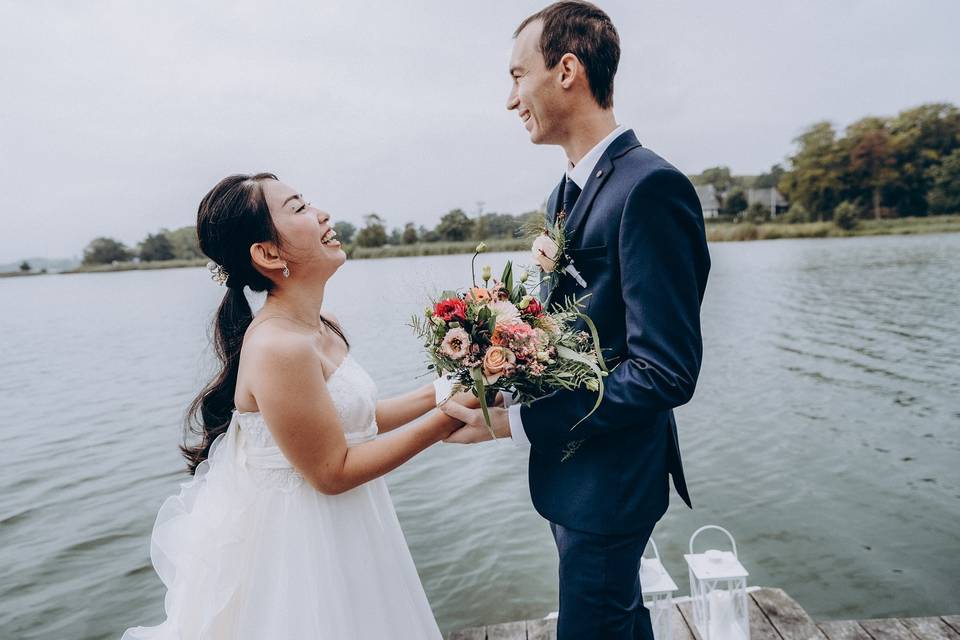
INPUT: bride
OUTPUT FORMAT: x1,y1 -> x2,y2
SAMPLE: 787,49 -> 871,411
122,172 -> 472,639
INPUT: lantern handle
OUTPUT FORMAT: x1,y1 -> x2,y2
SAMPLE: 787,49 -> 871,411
642,537 -> 661,562
689,525 -> 738,557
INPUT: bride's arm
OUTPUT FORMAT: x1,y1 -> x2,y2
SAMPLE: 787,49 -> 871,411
374,383 -> 437,434
249,335 -> 462,495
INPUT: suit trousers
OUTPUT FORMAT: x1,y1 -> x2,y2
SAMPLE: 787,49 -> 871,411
550,520 -> 657,640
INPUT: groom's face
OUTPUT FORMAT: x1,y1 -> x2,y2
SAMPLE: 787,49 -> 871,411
507,20 -> 564,145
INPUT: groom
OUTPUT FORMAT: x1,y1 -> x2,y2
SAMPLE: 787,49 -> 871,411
441,2 -> 710,638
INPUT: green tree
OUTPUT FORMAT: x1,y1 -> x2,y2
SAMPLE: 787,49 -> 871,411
418,225 -> 439,243
887,103 -> 960,216
355,213 -> 388,248
83,237 -> 133,265
164,226 -> 203,260
845,117 -> 897,219
333,221 -> 356,245
833,200 -> 861,230
475,212 -> 527,238
927,148 -> 960,214
19,261 -> 31,272
720,187 -> 748,216
691,166 -> 734,194
779,121 -> 845,221
435,208 -> 474,242
139,232 -> 176,262
402,222 -> 418,244
753,164 -> 785,189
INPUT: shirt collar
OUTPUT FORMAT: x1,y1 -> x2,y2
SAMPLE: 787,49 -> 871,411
565,124 -> 627,189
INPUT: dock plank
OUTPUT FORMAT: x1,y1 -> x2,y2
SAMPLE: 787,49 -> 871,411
672,606 -> 697,640
486,620 -> 527,640
943,618 -> 960,635
900,617 -> 960,640
818,620 -> 872,640
749,592 -> 786,640
752,587 -> 827,640
526,618 -> 557,640
858,618 -> 915,640
449,626 -> 486,640
677,600 -> 704,640
447,590 -> 960,639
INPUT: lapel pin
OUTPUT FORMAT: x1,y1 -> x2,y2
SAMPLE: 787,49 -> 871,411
596,170 -> 603,177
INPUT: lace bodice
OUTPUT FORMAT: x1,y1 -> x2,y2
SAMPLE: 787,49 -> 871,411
233,354 -> 379,490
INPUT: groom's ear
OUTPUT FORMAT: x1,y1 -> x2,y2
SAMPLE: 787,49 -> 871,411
557,52 -> 581,90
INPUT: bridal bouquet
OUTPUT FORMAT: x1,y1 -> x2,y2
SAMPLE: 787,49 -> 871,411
411,244 -> 608,436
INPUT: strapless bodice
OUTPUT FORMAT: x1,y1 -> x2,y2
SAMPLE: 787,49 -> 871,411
231,354 -> 379,490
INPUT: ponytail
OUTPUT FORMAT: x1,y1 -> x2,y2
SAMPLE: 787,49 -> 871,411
182,172 -> 278,474
182,286 -> 252,474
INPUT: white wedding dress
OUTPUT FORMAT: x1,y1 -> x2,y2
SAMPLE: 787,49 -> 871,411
122,354 -> 442,639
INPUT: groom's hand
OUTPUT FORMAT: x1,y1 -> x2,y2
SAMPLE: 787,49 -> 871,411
439,399 -> 511,443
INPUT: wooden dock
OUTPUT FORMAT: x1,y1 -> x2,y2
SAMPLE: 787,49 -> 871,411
449,587 -> 960,640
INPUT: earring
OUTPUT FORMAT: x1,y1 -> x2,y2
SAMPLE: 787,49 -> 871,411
281,264 -> 290,278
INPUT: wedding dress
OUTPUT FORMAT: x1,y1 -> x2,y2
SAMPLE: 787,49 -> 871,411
122,354 -> 442,639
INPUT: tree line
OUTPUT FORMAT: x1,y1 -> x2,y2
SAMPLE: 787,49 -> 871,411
81,210 -> 543,265
690,102 -> 960,225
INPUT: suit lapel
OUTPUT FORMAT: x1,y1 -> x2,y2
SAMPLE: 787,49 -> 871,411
562,155 -> 613,242
547,176 -> 564,225
562,130 -> 643,243
541,177 -> 565,304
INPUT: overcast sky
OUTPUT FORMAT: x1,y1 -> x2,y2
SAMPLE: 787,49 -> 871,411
1,0 -> 958,263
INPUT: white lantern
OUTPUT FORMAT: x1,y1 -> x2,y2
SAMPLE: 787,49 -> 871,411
684,525 -> 750,640
640,537 -> 679,640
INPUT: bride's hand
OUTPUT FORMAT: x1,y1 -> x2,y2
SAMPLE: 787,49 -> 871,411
439,399 -> 510,443
440,389 -> 506,410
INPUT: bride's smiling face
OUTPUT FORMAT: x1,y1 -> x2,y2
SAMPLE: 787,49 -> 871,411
261,180 -> 346,276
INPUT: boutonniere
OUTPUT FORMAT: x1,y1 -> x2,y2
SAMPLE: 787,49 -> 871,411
527,210 -> 587,292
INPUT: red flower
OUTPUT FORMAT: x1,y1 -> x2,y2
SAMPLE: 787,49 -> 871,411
434,297 -> 467,322
523,298 -> 543,317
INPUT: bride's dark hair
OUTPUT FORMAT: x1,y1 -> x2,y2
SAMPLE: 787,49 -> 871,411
183,173 -> 349,474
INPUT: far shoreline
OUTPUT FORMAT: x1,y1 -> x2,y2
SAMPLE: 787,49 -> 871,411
4,215 -> 958,278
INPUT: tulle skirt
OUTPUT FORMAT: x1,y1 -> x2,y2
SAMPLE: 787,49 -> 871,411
122,423 -> 442,639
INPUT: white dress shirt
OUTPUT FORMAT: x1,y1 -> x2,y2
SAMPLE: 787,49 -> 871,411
508,124 -> 627,446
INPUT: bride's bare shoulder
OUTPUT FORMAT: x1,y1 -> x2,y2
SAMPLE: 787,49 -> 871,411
242,320 -> 316,364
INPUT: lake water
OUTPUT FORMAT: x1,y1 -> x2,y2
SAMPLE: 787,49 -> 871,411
1,233 -> 958,639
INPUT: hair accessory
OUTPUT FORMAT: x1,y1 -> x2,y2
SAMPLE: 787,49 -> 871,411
282,264 -> 290,279
207,261 -> 229,286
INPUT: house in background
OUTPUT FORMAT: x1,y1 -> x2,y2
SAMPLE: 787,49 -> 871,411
747,188 -> 789,218
694,184 -> 720,218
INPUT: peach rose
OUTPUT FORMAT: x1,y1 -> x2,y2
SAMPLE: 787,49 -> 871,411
481,346 -> 517,384
531,234 -> 560,273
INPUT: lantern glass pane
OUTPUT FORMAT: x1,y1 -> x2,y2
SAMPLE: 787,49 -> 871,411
643,592 -> 674,640
690,575 -> 750,640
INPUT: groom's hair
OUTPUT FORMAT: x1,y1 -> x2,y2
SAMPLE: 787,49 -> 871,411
514,1 -> 620,109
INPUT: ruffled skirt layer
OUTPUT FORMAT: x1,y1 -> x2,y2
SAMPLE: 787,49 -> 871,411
122,425 -> 442,639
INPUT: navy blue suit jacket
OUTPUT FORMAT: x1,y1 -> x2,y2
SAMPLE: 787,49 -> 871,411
520,129 -> 710,536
